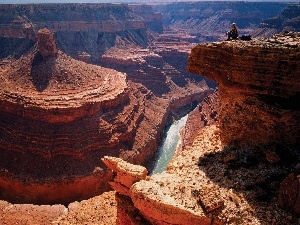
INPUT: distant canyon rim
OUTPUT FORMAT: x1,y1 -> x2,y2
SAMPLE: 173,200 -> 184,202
0,2 -> 299,224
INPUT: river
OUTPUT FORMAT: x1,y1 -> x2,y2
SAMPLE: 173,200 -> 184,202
150,114 -> 188,175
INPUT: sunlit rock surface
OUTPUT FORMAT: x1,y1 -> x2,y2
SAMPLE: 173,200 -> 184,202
188,32 -> 300,217
102,156 -> 221,225
188,32 -> 300,148
0,29 -> 131,204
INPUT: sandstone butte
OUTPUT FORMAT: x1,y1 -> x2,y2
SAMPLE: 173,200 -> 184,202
0,28 -> 131,204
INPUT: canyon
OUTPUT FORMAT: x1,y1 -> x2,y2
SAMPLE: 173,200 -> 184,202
94,32 -> 300,225
0,1 -> 299,224
0,3 -> 212,205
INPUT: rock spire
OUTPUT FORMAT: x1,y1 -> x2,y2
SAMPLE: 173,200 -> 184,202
37,28 -> 57,58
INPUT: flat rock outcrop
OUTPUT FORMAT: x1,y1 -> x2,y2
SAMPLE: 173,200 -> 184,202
102,156 -> 220,225
188,32 -> 300,148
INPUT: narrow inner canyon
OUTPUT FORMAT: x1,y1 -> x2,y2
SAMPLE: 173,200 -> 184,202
0,1 -> 299,225
151,114 -> 188,175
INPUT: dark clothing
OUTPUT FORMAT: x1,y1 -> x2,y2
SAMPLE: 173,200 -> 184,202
227,27 -> 238,40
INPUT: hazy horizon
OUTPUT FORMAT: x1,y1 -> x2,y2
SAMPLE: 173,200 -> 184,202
0,0 -> 298,4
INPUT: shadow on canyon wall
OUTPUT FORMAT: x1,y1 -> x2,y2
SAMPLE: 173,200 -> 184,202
31,51 -> 56,92
197,143 -> 300,222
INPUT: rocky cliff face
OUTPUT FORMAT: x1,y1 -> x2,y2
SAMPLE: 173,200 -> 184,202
254,4 -> 300,37
0,28 -> 212,207
152,2 -> 288,42
188,32 -> 300,217
180,91 -> 219,150
0,29 -> 144,204
129,4 -> 163,34
188,32 -> 300,149
0,3 -> 148,61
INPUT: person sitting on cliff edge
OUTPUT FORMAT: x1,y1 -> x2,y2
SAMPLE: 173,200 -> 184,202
226,23 -> 239,40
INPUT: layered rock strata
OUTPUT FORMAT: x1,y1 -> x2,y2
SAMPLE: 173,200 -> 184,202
179,91 -> 219,150
37,28 -> 58,59
152,2 -> 288,42
188,32 -> 300,217
188,32 -> 300,148
0,29 -> 135,204
102,156 -> 221,225
0,27 -> 212,205
99,45 -> 211,99
0,3 -> 148,61
254,4 -> 300,37
129,4 -> 163,34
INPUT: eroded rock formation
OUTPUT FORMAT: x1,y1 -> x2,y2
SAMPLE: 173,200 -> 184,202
102,156 -> 221,225
180,91 -> 219,150
188,32 -> 300,217
37,28 -> 58,59
254,4 -> 300,37
188,32 -> 300,148
130,4 -> 163,34
0,3 -> 148,61
0,29 -> 134,204
152,2 -> 288,42
0,24 -> 212,205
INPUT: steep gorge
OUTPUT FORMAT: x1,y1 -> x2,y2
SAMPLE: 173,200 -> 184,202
1,2 -> 299,224
0,4 -> 212,205
95,32 -> 300,225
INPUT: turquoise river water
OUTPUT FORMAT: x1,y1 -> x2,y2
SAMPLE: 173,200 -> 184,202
150,115 -> 188,175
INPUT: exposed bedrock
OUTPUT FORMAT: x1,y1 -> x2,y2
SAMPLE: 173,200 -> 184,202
129,4 -> 163,34
99,45 -> 212,99
188,32 -> 300,149
152,2 -> 288,41
0,28 -> 212,204
0,28 -> 146,204
102,156 -> 220,225
180,91 -> 219,150
255,4 -> 300,38
37,28 -> 58,59
0,3 -> 149,61
188,33 -> 300,216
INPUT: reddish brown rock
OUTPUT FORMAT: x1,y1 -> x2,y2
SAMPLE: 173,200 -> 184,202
37,28 -> 57,59
0,35 -> 134,204
180,91 -> 219,150
103,157 -> 221,225
102,156 -> 148,197
0,4 -> 147,62
188,32 -> 300,148
278,171 -> 300,215
0,200 -> 66,225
